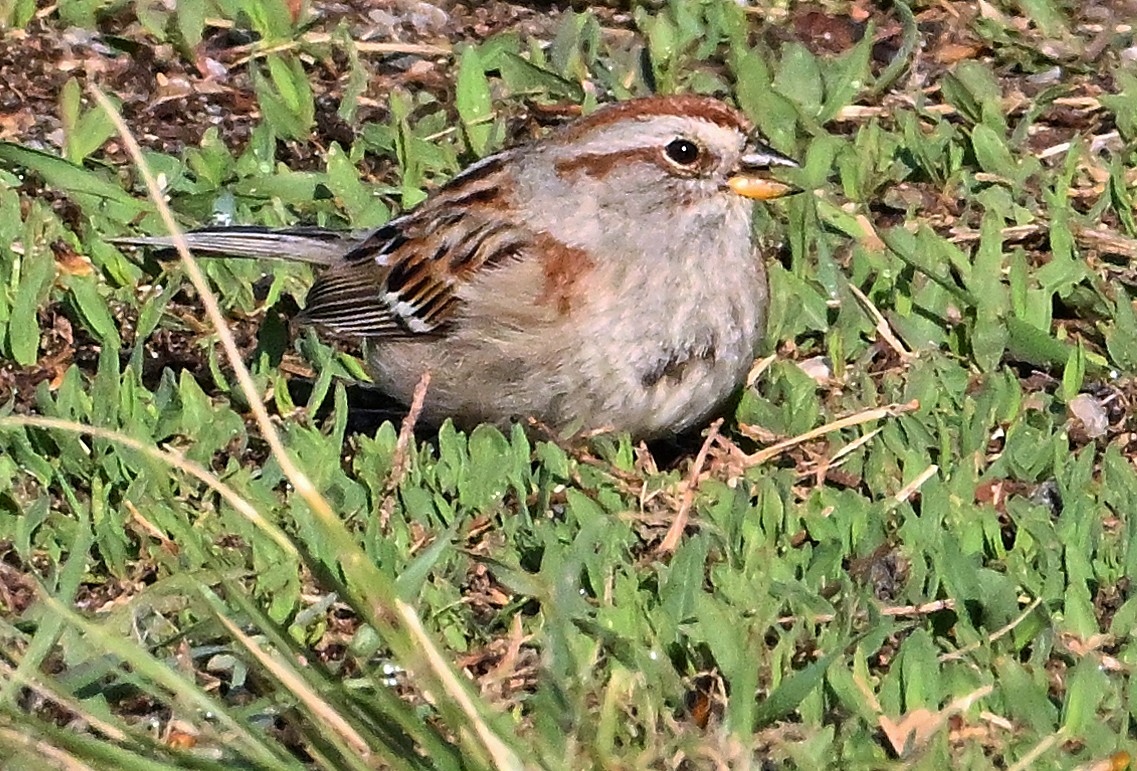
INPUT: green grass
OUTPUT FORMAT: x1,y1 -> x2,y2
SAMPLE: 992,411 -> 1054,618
2,0 -> 1137,768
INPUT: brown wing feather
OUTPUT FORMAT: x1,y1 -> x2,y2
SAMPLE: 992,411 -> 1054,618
297,150 -> 525,339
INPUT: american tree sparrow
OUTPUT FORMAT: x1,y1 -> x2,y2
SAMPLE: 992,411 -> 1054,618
117,95 -> 798,439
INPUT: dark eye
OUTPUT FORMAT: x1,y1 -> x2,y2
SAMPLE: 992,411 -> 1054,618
664,138 -> 701,166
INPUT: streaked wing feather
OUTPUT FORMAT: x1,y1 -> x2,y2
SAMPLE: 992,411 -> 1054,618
298,152 -> 524,339
299,261 -> 407,336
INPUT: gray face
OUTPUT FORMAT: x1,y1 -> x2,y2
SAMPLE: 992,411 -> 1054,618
508,113 -> 762,257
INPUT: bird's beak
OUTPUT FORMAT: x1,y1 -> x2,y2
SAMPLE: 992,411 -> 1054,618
728,141 -> 800,200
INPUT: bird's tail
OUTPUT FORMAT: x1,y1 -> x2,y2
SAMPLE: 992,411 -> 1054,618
110,225 -> 363,266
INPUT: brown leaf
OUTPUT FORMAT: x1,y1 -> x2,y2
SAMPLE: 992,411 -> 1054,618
935,42 -> 983,64
878,686 -> 995,756
792,9 -> 865,56
53,244 -> 92,276
879,708 -> 941,756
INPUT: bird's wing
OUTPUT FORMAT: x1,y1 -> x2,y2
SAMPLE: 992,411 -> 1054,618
113,150 -> 526,340
301,212 -> 529,338
299,151 -> 528,339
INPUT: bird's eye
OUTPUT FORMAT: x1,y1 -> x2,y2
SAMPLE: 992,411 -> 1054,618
664,138 -> 701,167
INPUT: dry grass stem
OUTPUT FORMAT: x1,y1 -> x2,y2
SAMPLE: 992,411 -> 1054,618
894,464 -> 938,503
395,599 -> 526,771
0,660 -> 128,745
212,612 -> 373,758
231,34 -> 451,67
380,370 -> 431,527
90,88 -> 517,768
0,414 -> 297,556
658,418 -> 723,555
847,282 -> 913,361
89,86 -> 332,540
777,598 -> 956,626
742,400 -> 920,467
940,597 -> 1044,662
0,726 -> 94,771
1007,731 -> 1066,771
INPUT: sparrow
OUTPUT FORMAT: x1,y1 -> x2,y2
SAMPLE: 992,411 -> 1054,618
115,95 -> 798,439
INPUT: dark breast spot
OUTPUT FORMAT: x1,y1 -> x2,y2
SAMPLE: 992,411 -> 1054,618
639,342 -> 718,388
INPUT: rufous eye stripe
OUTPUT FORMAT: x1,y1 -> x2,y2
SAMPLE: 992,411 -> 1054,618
554,147 -> 661,180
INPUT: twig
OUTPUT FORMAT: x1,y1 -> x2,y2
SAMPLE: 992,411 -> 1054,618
949,223 -> 1043,244
950,220 -> 1137,259
745,353 -> 777,388
1037,130 -> 1121,159
847,282 -> 913,362
1077,226 -> 1137,259
879,685 -> 994,757
1007,730 -> 1065,771
939,596 -> 1044,662
828,426 -> 883,465
380,371 -> 430,528
894,464 -> 938,503
741,400 -> 920,467
776,598 -> 955,626
230,34 -> 451,67
807,426 -> 884,486
657,419 -> 722,555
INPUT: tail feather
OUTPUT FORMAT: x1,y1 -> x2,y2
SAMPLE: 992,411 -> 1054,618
110,225 -> 363,266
